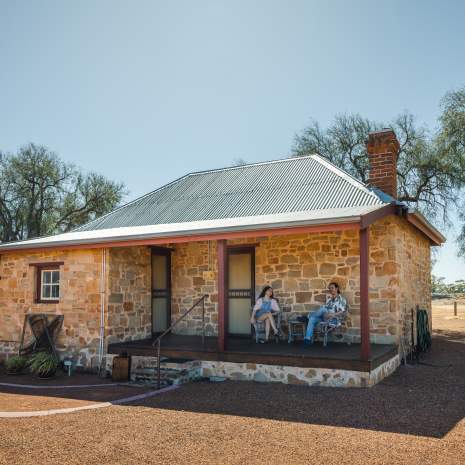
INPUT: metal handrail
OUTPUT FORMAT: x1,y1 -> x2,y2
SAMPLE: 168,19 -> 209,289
152,294 -> 208,389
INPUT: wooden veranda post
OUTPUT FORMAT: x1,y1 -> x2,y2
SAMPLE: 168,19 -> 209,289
217,239 -> 227,351
360,227 -> 371,361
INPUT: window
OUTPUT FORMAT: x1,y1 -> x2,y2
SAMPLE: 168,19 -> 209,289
29,262 -> 63,303
40,269 -> 60,300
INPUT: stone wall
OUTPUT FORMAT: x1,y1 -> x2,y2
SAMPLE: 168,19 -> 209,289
169,241 -> 218,336
0,248 -> 104,367
228,219 -> 402,344
165,215 -> 432,345
396,219 -> 432,346
0,215 -> 434,368
0,246 -> 152,369
106,246 -> 152,344
200,355 -> 400,387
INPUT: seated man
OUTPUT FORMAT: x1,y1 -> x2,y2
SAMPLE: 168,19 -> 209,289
304,282 -> 347,345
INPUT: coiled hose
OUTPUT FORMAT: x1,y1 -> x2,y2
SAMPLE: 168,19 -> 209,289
416,308 -> 432,353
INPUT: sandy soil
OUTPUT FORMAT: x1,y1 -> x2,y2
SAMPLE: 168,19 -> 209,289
432,299 -> 465,334
0,309 -> 464,465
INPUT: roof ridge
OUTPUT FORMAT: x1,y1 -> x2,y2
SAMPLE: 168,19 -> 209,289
74,153 -> 386,233
186,155 -> 317,177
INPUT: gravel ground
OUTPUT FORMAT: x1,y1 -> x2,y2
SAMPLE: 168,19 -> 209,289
0,385 -> 153,412
0,370 -> 116,386
0,326 -> 464,464
0,367 -> 153,412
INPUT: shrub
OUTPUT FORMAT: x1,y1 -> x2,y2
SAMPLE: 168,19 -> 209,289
28,352 -> 59,378
5,355 -> 28,374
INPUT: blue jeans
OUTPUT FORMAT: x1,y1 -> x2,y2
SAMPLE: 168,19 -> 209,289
304,308 -> 339,341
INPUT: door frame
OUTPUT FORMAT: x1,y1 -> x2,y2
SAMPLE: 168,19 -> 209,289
151,246 -> 172,335
226,245 -> 255,337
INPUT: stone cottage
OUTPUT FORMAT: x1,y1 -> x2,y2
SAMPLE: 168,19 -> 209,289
0,129 -> 444,387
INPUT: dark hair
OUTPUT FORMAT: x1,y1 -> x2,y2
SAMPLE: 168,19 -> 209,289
258,285 -> 274,300
328,282 -> 340,294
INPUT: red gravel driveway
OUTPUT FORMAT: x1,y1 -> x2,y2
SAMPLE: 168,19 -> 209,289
1,331 -> 464,465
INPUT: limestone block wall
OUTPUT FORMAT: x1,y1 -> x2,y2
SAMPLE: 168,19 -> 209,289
106,246 -> 152,344
229,222 -> 403,344
0,248 -> 104,367
0,215 -> 433,367
396,219 -> 432,345
168,241 -> 218,336
165,216 -> 433,345
165,217 -> 419,344
367,218 -> 401,344
228,231 -> 361,342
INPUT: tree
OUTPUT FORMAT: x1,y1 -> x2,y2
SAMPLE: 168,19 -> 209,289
292,103 -> 465,252
438,87 -> 465,256
431,275 -> 448,294
431,275 -> 465,295
231,157 -> 248,166
0,144 -> 126,242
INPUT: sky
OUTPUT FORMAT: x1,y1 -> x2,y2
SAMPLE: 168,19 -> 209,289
1,0 -> 465,281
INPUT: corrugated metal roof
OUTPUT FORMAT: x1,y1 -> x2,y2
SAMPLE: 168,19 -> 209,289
76,155 -> 386,232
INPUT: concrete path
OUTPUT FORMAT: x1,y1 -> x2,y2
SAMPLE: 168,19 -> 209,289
0,384 -> 179,418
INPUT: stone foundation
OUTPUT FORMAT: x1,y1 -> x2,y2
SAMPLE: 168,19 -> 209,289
200,356 -> 400,388
104,354 -> 400,388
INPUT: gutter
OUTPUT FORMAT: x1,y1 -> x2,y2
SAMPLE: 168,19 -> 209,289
0,214 -> 368,252
0,203 -> 445,253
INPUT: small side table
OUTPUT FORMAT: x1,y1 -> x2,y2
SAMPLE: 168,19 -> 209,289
287,318 -> 307,343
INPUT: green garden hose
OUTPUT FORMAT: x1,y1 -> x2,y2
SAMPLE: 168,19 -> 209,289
416,308 -> 432,353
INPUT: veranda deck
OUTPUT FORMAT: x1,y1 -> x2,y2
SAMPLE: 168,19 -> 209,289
108,334 -> 397,372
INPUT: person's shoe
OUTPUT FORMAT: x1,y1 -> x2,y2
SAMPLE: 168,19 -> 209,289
303,338 -> 313,346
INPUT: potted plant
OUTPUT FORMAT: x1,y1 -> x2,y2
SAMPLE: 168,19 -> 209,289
28,351 -> 59,379
5,355 -> 28,375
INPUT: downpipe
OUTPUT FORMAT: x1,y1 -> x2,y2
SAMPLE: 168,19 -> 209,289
97,248 -> 107,375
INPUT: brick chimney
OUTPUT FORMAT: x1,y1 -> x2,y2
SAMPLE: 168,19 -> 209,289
366,129 -> 400,199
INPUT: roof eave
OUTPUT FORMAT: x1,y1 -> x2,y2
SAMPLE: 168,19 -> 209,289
0,215 -> 365,253
405,211 -> 446,246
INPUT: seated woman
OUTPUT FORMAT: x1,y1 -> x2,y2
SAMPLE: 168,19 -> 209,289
304,282 -> 347,345
250,285 -> 281,343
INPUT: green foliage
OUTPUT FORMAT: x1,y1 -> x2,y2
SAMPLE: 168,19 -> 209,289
0,143 -> 126,242
432,275 -> 465,295
27,351 -> 59,378
439,87 -> 465,257
5,355 -> 28,374
293,88 -> 465,257
293,112 -> 465,225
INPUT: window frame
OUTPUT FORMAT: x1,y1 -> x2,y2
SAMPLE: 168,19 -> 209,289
29,262 -> 64,304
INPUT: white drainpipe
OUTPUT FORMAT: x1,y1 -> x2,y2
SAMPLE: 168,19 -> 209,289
98,248 -> 107,375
